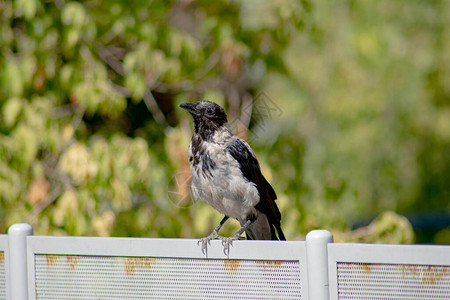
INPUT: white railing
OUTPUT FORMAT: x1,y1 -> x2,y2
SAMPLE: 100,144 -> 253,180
27,235 -> 308,299
328,243 -> 450,300
1,223 -> 449,300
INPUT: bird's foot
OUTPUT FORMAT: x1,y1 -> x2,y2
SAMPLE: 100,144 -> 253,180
198,231 -> 221,255
220,233 -> 242,257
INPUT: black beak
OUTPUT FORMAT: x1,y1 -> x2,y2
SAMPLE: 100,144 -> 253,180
179,102 -> 200,116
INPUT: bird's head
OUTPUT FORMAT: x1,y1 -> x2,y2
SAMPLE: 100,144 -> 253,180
179,101 -> 228,137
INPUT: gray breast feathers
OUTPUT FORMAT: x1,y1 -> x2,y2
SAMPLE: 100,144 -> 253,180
188,140 -> 260,220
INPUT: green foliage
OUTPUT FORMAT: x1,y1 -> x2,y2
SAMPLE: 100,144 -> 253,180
0,0 -> 448,243
333,211 -> 415,244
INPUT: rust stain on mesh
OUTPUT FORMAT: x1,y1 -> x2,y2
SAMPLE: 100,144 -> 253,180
339,262 -> 372,274
123,257 -> 157,277
67,256 -> 79,271
400,264 -> 449,286
256,260 -> 283,269
224,259 -> 240,272
340,262 -> 450,288
46,255 -> 60,266
362,263 -> 371,274
401,264 -> 420,277
421,265 -> 449,286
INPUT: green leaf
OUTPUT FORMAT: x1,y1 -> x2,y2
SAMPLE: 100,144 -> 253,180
4,60 -> 23,97
62,2 -> 87,28
64,27 -> 81,48
12,125 -> 38,168
125,73 -> 146,101
15,0 -> 38,20
2,97 -> 24,127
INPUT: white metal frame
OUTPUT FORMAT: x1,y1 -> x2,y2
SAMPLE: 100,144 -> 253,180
327,243 -> 450,300
27,236 -> 310,299
8,224 -> 33,300
306,230 -> 333,300
0,235 -> 9,300
1,222 -> 448,300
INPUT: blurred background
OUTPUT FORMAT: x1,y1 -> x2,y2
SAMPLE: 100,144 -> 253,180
0,0 -> 449,244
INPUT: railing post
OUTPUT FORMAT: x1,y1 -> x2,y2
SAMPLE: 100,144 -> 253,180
306,229 -> 333,300
8,223 -> 33,300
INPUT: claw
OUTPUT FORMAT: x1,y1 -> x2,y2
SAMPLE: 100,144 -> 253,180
198,232 -> 242,257
198,237 -> 209,255
220,234 -> 241,257
197,239 -> 207,255
223,240 -> 232,257
198,231 -> 221,256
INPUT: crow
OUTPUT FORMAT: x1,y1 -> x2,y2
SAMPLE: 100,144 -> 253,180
179,100 -> 285,256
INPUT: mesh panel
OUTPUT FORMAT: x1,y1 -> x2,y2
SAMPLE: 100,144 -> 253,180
337,262 -> 450,300
34,255 -> 302,299
0,252 -> 5,300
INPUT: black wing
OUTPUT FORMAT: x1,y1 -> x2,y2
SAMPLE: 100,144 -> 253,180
226,138 -> 284,239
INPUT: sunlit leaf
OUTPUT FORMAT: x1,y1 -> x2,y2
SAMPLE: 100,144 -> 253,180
2,97 -> 24,127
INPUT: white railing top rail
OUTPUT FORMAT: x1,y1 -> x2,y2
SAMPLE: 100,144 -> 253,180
328,242 -> 450,265
27,235 -> 307,260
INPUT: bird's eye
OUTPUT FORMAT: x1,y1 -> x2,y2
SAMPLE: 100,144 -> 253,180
206,108 -> 213,115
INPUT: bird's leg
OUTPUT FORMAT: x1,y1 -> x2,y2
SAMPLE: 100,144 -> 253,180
221,219 -> 253,257
198,216 -> 229,255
